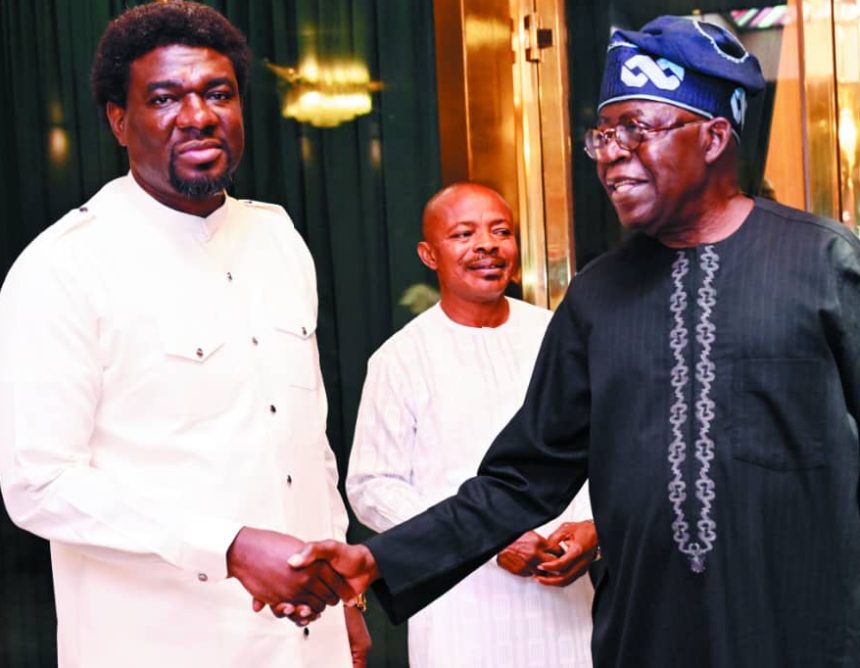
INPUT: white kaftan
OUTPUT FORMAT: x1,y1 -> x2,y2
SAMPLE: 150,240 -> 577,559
347,299 -> 593,667
0,174 -> 351,667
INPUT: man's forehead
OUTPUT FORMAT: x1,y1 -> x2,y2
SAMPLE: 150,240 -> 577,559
423,186 -> 513,238
131,44 -> 236,79
434,191 -> 510,221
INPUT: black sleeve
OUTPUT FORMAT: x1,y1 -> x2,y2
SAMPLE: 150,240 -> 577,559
825,233 -> 860,455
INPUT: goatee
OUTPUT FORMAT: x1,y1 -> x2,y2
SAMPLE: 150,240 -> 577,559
169,144 -> 235,199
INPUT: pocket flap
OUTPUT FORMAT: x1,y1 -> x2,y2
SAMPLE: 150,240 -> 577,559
159,325 -> 226,362
274,318 -> 317,340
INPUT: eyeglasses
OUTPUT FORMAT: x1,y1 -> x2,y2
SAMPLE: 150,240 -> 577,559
583,119 -> 707,161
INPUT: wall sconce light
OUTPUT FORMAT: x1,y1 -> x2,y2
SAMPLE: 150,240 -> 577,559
48,126 -> 70,166
47,100 -> 70,167
267,57 -> 383,128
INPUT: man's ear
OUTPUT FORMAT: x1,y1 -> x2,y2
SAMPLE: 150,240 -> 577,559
702,117 -> 733,164
105,101 -> 128,147
416,240 -> 438,270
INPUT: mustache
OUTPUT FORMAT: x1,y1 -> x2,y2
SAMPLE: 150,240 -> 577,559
168,142 -> 236,200
175,138 -> 225,154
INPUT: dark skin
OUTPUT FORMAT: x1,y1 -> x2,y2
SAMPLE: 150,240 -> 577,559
421,184 -> 598,585
534,521 -> 599,587
106,45 -> 244,217
107,44 -> 370,658
278,103 -> 758,623
497,520 -> 598,585
227,527 -> 356,613
344,605 -> 372,667
284,516 -> 599,597
274,102 -> 751,661
288,541 -> 381,597
499,105 -> 746,584
495,530 -> 563,576
284,186 -> 599,606
270,596 -> 371,666
417,183 -> 519,327
595,100 -> 752,247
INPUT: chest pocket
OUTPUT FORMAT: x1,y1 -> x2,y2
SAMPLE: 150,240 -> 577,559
160,327 -> 226,363
732,358 -> 827,470
273,316 -> 319,390
158,320 -> 236,421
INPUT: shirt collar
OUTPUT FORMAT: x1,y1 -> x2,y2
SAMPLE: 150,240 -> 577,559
434,298 -> 513,332
118,172 -> 230,241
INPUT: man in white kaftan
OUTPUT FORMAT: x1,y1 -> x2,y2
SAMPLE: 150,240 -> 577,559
347,183 -> 594,667
0,3 -> 367,666
0,174 -> 352,666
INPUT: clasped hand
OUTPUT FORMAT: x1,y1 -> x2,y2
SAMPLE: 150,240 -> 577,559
227,521 -> 596,629
227,527 -> 378,627
496,520 -> 599,587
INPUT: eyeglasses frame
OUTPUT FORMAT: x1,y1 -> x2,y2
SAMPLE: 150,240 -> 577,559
584,118 -> 709,161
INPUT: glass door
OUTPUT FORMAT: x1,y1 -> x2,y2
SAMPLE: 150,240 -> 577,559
434,1 -> 860,311
433,0 -> 574,308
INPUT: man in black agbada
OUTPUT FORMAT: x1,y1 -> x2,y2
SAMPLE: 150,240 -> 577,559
288,15 -> 860,666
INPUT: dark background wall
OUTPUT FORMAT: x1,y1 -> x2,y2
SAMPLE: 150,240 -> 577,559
0,1 -> 441,665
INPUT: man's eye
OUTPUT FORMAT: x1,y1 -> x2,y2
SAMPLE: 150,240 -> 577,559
495,228 -> 512,236
150,95 -> 174,106
594,129 -> 613,143
207,91 -> 232,101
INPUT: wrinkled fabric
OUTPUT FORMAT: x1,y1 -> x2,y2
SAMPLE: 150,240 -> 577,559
348,300 -> 593,667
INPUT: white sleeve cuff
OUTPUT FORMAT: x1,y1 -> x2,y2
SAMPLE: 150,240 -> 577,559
177,517 -> 244,583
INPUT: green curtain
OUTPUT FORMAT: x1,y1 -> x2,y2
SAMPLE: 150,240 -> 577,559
0,1 -> 439,665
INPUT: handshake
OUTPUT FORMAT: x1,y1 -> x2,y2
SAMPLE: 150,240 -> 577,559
226,527 -> 379,626
226,520 -> 599,627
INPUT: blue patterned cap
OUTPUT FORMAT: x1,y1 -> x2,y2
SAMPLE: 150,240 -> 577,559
598,16 -> 766,137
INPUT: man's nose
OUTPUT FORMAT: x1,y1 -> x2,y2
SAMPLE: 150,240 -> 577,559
473,228 -> 497,252
177,94 -> 218,129
595,136 -> 631,164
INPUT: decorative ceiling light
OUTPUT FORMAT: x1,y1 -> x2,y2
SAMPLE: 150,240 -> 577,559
267,58 -> 383,128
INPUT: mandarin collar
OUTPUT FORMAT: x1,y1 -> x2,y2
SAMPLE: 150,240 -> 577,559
118,172 -> 230,240
435,298 -> 513,332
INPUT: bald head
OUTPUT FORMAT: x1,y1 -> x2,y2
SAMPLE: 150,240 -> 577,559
422,183 -> 513,242
416,182 -> 519,324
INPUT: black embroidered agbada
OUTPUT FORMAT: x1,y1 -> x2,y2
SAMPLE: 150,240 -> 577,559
366,199 -> 860,667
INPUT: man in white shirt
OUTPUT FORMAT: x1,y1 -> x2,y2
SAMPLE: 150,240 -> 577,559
346,183 -> 597,667
0,2 -> 367,666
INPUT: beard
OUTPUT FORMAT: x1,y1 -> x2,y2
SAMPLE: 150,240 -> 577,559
169,143 -> 236,199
